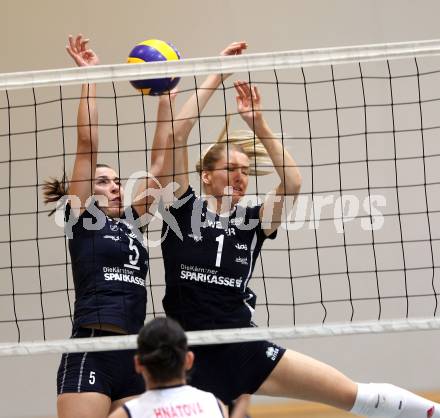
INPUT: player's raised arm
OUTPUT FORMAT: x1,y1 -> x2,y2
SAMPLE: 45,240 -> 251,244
132,91 -> 178,216
161,42 -> 247,199
234,80 -> 302,236
65,34 -> 99,214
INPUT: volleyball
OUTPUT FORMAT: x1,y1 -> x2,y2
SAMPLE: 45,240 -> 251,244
127,39 -> 181,95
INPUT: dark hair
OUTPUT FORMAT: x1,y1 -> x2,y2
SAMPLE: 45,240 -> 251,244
137,317 -> 188,383
42,163 -> 112,215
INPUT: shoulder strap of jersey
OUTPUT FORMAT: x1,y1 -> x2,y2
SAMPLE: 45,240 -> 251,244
122,404 -> 132,418
246,203 -> 278,241
216,398 -> 226,417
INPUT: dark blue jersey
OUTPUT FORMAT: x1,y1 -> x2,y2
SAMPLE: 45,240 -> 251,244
66,202 -> 148,334
161,186 -> 276,331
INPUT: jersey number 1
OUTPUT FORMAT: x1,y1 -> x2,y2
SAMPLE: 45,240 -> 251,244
215,234 -> 224,267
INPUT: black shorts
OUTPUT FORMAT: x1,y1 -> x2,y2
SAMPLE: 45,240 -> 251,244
57,328 -> 144,401
189,340 -> 285,404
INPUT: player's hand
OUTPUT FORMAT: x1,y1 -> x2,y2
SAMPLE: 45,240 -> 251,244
234,80 -> 263,129
220,41 -> 247,56
66,34 -> 99,67
219,41 -> 247,80
168,87 -> 179,102
159,87 -> 178,107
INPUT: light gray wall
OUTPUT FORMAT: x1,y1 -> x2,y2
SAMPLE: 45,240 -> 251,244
1,1 -> 440,417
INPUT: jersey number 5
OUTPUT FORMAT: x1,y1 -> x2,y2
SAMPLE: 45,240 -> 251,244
123,236 -> 140,270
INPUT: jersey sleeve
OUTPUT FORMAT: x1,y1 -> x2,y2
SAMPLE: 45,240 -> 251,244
169,185 -> 197,211
123,205 -> 147,233
64,200 -> 105,238
249,204 -> 278,243
160,185 -> 197,241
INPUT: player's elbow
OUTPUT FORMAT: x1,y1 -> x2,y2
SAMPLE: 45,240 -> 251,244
149,161 -> 171,188
283,172 -> 302,196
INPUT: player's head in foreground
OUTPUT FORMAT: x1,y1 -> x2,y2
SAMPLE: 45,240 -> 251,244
135,317 -> 194,387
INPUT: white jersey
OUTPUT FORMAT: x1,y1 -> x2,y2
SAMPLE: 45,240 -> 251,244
123,385 -> 224,418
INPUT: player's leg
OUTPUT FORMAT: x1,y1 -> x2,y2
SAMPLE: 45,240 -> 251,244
256,348 -> 440,417
110,347 -> 146,412
229,394 -> 252,418
56,332 -> 114,418
57,392 -> 111,418
350,383 -> 439,418
256,348 -> 356,410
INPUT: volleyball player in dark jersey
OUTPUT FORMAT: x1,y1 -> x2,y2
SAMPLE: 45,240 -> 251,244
158,55 -> 440,416
42,34 -> 174,418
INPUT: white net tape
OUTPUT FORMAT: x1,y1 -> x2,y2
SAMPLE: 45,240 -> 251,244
1,39 -> 440,90
1,318 -> 440,357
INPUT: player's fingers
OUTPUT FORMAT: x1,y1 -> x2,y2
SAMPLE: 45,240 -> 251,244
84,49 -> 93,58
252,85 -> 260,101
234,80 -> 246,97
243,82 -> 253,99
231,41 -> 247,47
169,87 -> 179,97
221,41 -> 245,56
80,38 -> 90,51
234,79 -> 247,87
237,80 -> 251,97
66,45 -> 75,58
232,43 -> 247,55
235,95 -> 244,110
231,41 -> 247,54
68,34 -> 76,53
75,34 -> 83,52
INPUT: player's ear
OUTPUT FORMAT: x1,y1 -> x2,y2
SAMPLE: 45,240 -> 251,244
201,170 -> 211,185
185,351 -> 195,370
134,354 -> 143,375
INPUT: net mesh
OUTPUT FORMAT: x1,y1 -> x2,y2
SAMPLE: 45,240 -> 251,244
1,40 -> 440,356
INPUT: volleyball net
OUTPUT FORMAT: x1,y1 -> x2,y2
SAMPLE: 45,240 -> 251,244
1,39 -> 440,356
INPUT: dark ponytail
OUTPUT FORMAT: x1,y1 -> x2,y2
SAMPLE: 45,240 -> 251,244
42,173 -> 69,216
43,173 -> 69,205
137,317 -> 188,383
